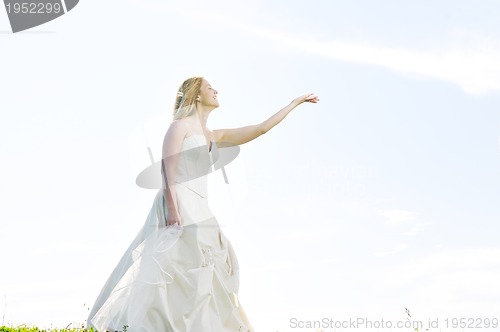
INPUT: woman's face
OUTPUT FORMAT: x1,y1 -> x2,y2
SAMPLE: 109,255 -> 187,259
197,79 -> 219,108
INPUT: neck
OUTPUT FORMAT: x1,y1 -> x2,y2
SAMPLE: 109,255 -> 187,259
193,104 -> 214,131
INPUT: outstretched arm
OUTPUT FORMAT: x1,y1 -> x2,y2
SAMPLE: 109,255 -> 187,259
213,93 -> 319,147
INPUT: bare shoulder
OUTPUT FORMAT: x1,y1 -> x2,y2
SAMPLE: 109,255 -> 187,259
166,119 -> 189,137
163,119 -> 190,148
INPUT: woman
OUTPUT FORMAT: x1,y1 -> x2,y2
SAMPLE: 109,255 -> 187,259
87,77 -> 319,332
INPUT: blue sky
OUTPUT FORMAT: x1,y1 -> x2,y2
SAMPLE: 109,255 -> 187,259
1,0 -> 500,331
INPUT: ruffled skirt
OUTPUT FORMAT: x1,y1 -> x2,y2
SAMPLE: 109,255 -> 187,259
87,189 -> 253,332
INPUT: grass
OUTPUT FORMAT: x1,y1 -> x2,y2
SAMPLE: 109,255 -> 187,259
0,327 -> 94,332
0,326 -> 128,332
1,307 -> 423,332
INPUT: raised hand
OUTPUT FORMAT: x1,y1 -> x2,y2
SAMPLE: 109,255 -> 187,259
293,93 -> 320,105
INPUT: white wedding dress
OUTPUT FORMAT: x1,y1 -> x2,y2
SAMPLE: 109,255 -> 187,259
87,134 -> 253,332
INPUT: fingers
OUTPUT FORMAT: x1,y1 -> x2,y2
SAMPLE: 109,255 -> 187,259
305,94 -> 320,103
167,219 -> 183,227
168,221 -> 183,230
166,219 -> 180,226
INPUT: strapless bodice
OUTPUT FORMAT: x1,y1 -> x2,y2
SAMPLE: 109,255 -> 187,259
172,134 -> 218,199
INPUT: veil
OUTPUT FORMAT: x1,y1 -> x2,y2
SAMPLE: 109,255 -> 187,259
86,190 -> 183,329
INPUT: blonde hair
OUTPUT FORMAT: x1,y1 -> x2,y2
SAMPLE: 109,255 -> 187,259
172,77 -> 204,120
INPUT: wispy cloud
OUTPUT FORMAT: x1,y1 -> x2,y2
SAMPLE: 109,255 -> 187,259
401,221 -> 432,236
240,25 -> 500,95
181,5 -> 500,96
275,231 -> 315,242
150,1 -> 500,95
379,209 -> 430,236
147,1 -> 500,95
380,209 -> 419,225
377,247 -> 500,301
250,261 -> 297,272
374,244 -> 409,257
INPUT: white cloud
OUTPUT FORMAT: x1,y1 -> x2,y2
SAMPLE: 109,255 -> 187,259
249,260 -> 297,272
374,244 -> 409,257
274,230 -> 314,242
142,1 -> 500,95
365,246 -> 500,318
401,221 -> 432,236
181,7 -> 500,96
241,25 -> 500,95
381,247 -> 500,288
380,209 -> 419,225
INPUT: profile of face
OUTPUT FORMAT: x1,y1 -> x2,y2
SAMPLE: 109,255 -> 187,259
197,79 -> 219,109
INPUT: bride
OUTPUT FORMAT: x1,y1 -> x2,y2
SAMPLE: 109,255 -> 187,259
86,77 -> 319,332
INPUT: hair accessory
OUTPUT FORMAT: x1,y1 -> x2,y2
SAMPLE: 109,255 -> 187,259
177,91 -> 184,97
